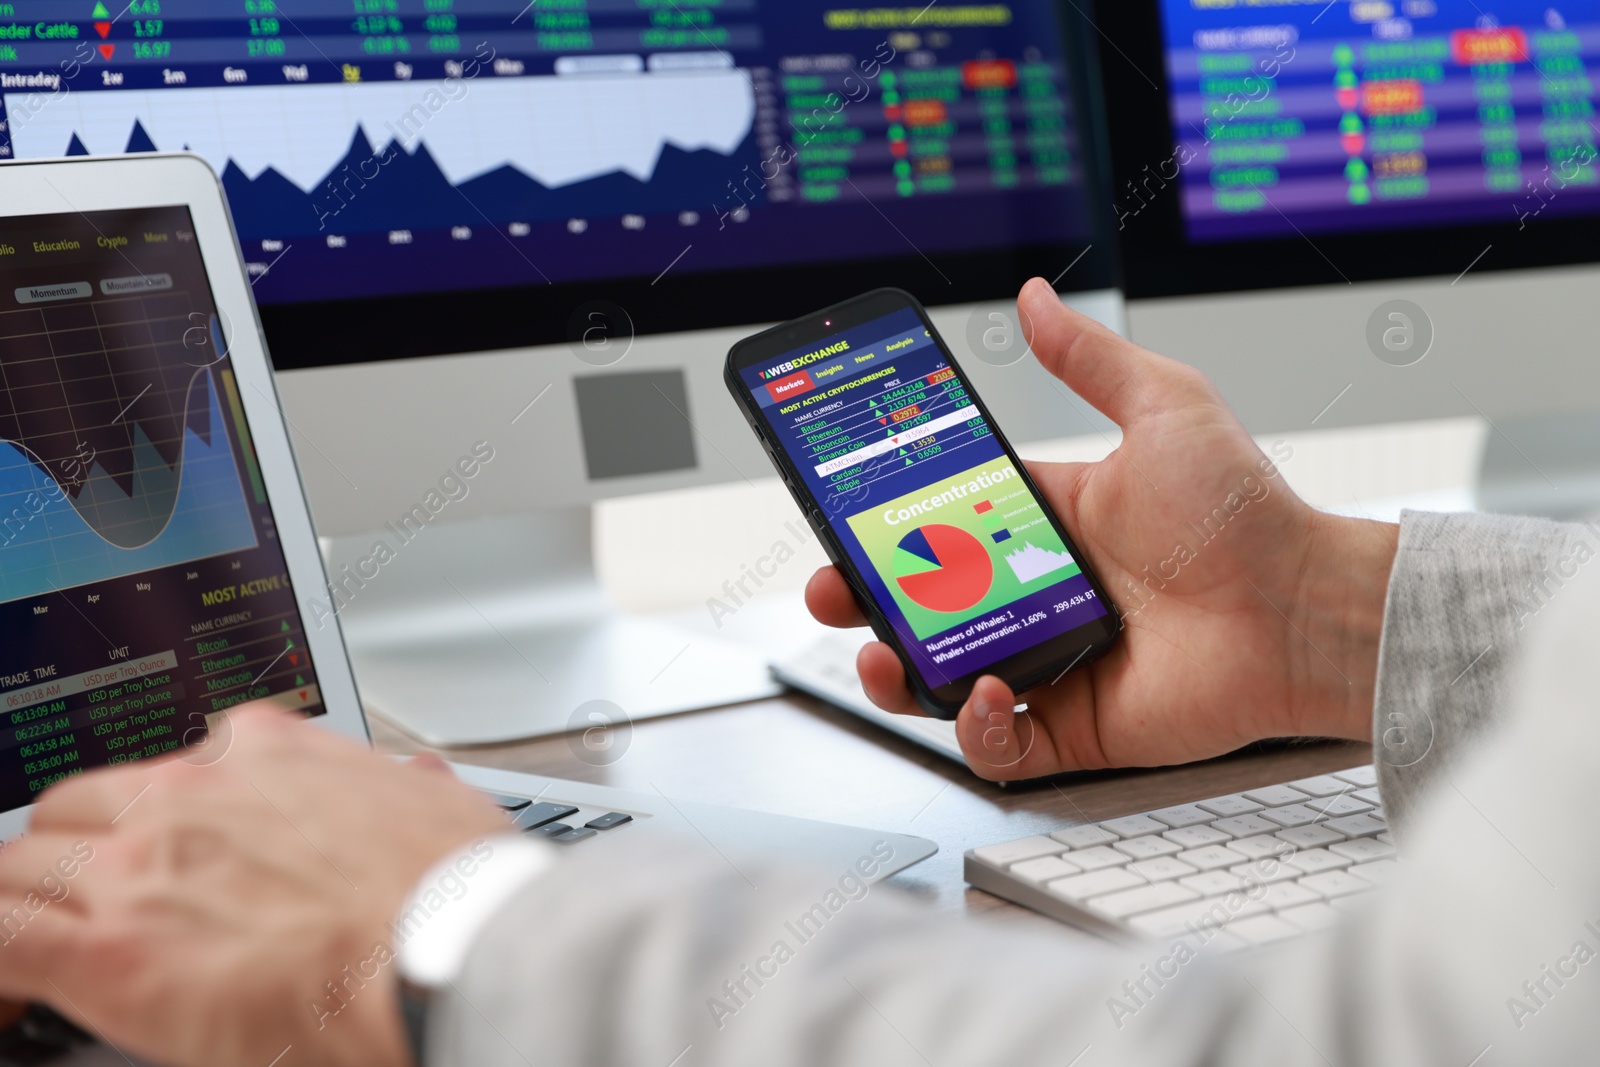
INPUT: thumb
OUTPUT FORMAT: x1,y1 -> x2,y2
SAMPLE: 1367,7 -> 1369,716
956,676 -> 1030,778
1018,277 -> 1180,427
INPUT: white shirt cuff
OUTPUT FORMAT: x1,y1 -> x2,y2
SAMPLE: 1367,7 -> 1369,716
394,833 -> 553,988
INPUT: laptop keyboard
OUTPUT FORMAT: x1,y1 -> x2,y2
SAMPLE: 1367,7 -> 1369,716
964,766 -> 1392,947
483,792 -> 635,844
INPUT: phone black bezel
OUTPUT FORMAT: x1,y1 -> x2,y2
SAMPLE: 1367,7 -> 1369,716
725,287 -> 1121,718
1094,0 -> 1600,300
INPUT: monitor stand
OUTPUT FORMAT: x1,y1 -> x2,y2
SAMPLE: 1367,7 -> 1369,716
1476,409 -> 1600,521
321,509 -> 782,747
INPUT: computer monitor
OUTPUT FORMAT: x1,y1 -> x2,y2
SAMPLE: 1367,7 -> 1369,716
0,2 -> 1125,743
1096,0 -> 1600,516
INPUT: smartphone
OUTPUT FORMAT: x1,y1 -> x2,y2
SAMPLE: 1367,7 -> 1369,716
725,288 -> 1121,719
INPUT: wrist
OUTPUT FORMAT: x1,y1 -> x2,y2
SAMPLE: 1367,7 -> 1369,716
396,834 -> 552,986
393,835 -> 553,1064
1286,512 -> 1399,742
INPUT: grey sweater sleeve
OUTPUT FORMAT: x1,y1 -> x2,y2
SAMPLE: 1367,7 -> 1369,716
1371,509 -> 1597,828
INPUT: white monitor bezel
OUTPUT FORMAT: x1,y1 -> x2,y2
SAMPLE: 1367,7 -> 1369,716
0,152 -> 370,838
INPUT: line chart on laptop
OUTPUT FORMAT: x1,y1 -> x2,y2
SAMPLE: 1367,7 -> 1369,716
0,292 -> 258,602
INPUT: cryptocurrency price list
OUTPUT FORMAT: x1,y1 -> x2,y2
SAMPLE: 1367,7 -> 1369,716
807,362 -> 985,511
0,594 -> 322,812
0,589 -> 323,812
1165,4 -> 1600,240
0,605 -> 321,808
750,312 -> 1003,516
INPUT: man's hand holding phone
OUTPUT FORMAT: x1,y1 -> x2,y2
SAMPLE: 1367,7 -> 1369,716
729,286 -> 1123,715
806,279 -> 1399,780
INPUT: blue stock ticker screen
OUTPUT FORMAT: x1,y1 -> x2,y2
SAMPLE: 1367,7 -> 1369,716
0,2 -> 1097,308
1159,0 -> 1600,242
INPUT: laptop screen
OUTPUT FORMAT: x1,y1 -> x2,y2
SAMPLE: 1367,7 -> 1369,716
0,204 -> 325,813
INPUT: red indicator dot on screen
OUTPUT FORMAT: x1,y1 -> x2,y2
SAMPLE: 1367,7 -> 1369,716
890,141 -> 908,158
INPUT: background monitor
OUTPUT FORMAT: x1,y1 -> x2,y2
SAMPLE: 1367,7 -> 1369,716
1096,0 -> 1600,490
0,0 -> 1124,520
0,2 -> 1129,741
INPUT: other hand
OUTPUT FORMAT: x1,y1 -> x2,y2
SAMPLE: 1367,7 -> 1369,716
0,706 -> 508,1067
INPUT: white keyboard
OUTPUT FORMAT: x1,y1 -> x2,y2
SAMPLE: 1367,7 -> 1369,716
964,765 -> 1393,947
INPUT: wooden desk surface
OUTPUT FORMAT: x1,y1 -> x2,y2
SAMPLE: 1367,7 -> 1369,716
372,693 -> 1371,930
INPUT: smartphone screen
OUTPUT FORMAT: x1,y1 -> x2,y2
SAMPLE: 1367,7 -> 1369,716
730,291 -> 1116,706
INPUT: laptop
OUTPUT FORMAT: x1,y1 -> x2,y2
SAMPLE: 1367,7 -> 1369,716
0,154 -> 935,1062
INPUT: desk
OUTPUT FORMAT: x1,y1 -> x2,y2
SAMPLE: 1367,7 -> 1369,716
371,693 -> 1370,931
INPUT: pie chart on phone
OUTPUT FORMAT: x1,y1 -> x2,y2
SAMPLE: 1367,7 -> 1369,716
892,524 -> 993,612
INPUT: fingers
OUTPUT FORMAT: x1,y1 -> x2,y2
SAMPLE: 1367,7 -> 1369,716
956,676 -> 1027,777
804,566 -> 868,628
956,676 -> 1080,782
29,770 -> 157,834
0,833 -> 97,992
0,913 -> 87,1001
855,642 -> 925,717
1018,277 -> 1190,426
0,833 -> 96,904
409,753 -> 455,776
31,706 -> 325,835
0,903 -> 85,999
223,702 -> 314,740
